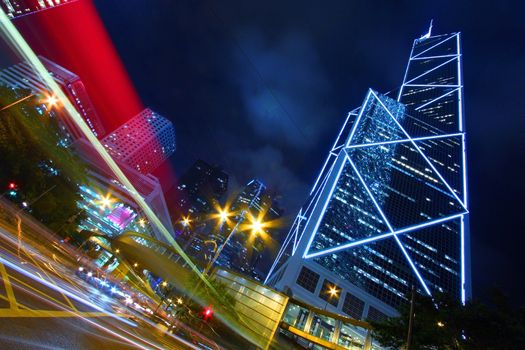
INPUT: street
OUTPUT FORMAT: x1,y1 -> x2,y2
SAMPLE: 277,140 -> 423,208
0,201 -> 203,350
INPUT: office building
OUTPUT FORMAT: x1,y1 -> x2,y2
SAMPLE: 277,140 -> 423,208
0,56 -> 105,138
102,108 -> 176,175
217,179 -> 283,281
171,159 -> 228,217
266,28 -> 470,321
73,138 -> 175,243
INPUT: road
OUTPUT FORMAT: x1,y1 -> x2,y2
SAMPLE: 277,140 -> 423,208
0,201 -> 208,350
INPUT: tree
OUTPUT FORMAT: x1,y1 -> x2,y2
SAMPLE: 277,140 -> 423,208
370,289 -> 525,350
0,85 -> 87,233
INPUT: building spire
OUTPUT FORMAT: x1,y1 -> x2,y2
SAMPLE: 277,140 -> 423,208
420,19 -> 433,40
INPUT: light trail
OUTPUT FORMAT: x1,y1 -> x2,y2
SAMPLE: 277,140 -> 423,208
15,214 -> 22,258
0,8 -> 214,292
0,253 -> 163,350
0,7 -> 259,347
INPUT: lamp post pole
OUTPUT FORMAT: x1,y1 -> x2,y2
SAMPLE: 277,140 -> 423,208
406,285 -> 416,350
203,209 -> 246,275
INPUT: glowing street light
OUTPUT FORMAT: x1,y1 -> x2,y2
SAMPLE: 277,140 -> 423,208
97,193 -> 114,210
161,281 -> 168,287
133,262 -> 139,268
437,321 -> 445,328
181,215 -> 191,227
138,218 -> 146,227
43,94 -> 59,110
322,284 -> 340,310
249,219 -> 264,235
328,286 -> 339,298
218,208 -> 230,223
176,298 -> 183,305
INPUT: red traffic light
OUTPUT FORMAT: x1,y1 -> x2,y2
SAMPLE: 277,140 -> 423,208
203,306 -> 213,320
8,182 -> 16,189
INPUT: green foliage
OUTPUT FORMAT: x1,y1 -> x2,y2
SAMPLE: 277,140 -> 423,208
0,85 -> 87,233
370,290 -> 525,350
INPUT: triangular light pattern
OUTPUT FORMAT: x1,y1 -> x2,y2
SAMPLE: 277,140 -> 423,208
266,31 -> 469,315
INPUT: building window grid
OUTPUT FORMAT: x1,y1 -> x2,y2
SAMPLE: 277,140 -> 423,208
296,266 -> 320,293
342,292 -> 365,319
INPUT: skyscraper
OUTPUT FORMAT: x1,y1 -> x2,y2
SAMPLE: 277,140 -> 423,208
102,108 -> 176,175
1,0 -> 79,19
73,138 -> 175,243
266,28 -> 469,321
216,179 -> 283,280
170,159 -> 228,217
0,56 -> 105,138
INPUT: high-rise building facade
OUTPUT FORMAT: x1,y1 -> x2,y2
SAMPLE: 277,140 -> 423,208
1,0 -> 78,19
216,179 -> 283,281
73,138 -> 175,243
171,159 -> 228,217
0,56 -> 105,138
102,108 -> 176,175
266,29 -> 470,321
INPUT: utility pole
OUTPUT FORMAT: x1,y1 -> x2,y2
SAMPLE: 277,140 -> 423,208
406,285 -> 416,350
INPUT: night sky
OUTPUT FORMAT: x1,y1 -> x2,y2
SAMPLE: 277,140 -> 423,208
88,1 -> 525,303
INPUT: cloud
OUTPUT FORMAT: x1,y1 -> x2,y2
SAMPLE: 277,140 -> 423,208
224,145 -> 310,217
231,29 -> 334,149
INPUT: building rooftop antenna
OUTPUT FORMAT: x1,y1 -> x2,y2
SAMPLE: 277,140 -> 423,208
420,19 -> 434,40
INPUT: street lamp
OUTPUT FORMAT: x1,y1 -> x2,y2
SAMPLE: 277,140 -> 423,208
323,284 -> 340,310
328,286 -> 339,298
181,215 -> 191,227
248,217 -> 264,236
42,94 -> 59,110
218,208 -> 230,223
97,193 -> 114,210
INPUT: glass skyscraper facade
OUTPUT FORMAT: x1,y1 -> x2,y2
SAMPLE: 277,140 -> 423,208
0,56 -> 105,139
266,29 -> 469,319
102,108 -> 176,175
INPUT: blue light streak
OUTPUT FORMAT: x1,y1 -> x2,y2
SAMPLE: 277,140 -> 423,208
410,34 -> 457,60
403,84 -> 461,88
302,152 -> 348,258
403,56 -> 457,86
461,215 -> 466,304
346,132 -> 464,149
411,54 -> 458,60
415,87 -> 461,111
304,213 -> 464,259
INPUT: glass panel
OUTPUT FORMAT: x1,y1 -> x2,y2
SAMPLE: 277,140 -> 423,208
282,303 -> 310,331
338,322 -> 367,349
309,313 -> 336,341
